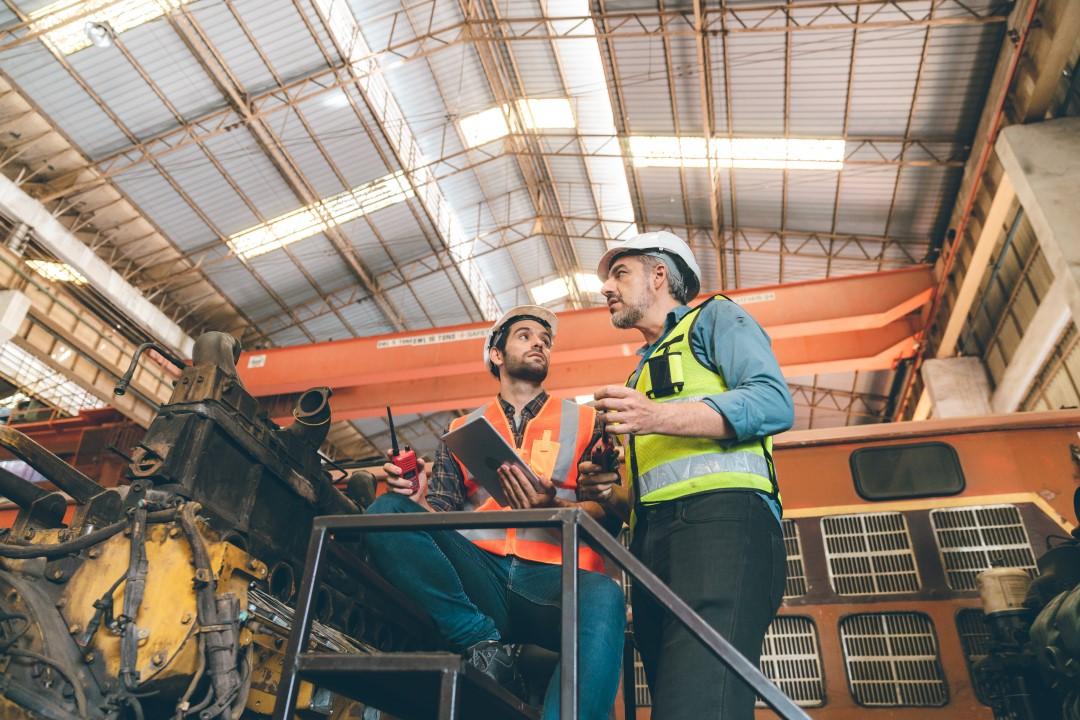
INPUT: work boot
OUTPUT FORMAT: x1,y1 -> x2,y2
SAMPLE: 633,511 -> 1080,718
463,640 -> 523,696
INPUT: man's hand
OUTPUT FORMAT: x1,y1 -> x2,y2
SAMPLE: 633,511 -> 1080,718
577,460 -> 618,503
594,385 -> 671,435
497,463 -> 557,509
383,449 -> 429,500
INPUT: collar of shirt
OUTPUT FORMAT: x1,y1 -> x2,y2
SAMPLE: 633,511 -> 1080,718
497,390 -> 548,441
635,305 -> 692,358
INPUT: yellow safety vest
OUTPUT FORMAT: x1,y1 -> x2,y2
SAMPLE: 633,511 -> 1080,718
627,295 -> 780,508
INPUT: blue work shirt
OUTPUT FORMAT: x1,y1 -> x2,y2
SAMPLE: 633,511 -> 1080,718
628,298 -> 795,523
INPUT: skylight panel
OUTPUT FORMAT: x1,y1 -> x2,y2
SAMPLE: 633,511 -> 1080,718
226,171 -> 413,260
630,136 -> 846,171
30,0 -> 193,55
517,98 -> 575,130
574,272 -> 604,294
26,260 -> 88,285
459,98 -> 577,148
459,107 -> 510,148
530,277 -> 570,305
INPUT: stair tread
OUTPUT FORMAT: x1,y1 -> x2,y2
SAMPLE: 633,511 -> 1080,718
297,651 -> 540,720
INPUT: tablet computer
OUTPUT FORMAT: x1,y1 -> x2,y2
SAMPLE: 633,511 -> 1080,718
441,416 -> 542,507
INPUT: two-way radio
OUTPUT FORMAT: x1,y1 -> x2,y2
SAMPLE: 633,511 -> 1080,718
386,406 -> 419,494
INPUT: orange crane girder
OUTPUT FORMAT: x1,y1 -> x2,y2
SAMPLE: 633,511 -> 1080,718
238,266 -> 933,421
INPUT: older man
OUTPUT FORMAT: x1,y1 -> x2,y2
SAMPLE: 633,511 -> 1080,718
578,231 -> 794,719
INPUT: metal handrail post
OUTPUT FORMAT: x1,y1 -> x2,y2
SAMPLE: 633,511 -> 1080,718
273,524 -> 329,720
559,513 -> 579,719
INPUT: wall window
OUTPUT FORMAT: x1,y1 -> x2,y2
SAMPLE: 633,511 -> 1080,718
822,512 -> 921,595
840,612 -> 948,707
930,505 -> 1038,591
850,442 -> 964,500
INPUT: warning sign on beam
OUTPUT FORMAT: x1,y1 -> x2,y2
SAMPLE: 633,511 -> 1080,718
376,328 -> 489,349
732,291 -> 776,305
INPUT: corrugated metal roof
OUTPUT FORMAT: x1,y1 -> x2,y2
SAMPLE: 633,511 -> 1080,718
0,0 -> 1013,441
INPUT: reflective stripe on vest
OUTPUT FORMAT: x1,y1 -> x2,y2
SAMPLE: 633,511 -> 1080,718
450,397 -> 603,572
629,295 -> 779,506
637,451 -> 771,497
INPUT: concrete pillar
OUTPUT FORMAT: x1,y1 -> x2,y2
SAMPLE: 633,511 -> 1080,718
990,118 -> 1080,411
922,357 -> 993,418
996,117 -> 1080,320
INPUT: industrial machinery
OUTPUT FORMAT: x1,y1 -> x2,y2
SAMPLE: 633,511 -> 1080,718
974,488 -> 1080,720
0,332 -> 426,719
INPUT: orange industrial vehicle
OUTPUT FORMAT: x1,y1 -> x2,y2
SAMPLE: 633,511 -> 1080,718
615,409 -> 1079,720
3,406 -> 1078,720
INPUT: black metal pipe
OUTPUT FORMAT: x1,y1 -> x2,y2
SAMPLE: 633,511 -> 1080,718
0,426 -> 102,504
0,464 -> 66,527
285,387 -> 333,448
0,464 -> 52,508
191,331 -> 241,378
114,341 -> 187,397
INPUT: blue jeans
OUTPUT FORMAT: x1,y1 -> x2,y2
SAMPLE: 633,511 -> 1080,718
365,493 -> 626,720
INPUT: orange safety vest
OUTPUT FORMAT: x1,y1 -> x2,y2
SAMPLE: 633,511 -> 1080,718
447,396 -> 604,572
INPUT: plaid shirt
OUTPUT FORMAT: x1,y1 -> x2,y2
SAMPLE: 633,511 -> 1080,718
426,392 -> 603,512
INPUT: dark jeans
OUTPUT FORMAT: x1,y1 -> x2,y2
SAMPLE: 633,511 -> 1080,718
630,490 -> 786,719
365,493 -> 626,720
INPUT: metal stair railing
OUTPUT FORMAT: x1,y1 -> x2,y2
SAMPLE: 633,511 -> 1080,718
272,507 -> 811,720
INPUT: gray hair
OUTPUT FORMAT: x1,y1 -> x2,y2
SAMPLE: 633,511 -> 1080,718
639,252 -> 690,304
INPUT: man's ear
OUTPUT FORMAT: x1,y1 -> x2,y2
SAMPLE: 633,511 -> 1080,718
652,260 -> 668,292
489,345 -> 504,370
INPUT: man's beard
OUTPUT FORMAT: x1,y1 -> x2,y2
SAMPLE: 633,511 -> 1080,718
504,353 -> 549,382
611,290 -> 651,329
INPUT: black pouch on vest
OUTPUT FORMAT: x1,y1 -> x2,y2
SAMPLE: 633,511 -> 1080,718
645,352 -> 684,399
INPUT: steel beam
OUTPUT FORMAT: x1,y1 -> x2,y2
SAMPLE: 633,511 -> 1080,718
239,267 -> 932,420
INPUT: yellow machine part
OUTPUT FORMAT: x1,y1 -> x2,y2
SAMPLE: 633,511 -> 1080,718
59,520 -> 267,690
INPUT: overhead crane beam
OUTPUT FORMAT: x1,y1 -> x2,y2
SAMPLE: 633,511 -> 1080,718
239,266 -> 933,421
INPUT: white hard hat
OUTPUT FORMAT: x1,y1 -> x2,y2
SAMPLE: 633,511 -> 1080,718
596,231 -> 702,300
483,305 -> 558,373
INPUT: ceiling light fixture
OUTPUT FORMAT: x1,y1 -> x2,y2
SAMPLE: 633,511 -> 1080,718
227,171 -> 414,260
31,0 -> 193,55
630,136 -> 846,171
26,260 -> 88,284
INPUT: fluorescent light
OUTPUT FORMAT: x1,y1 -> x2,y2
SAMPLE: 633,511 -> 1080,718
459,107 -> 509,148
30,0 -> 192,55
530,277 -> 570,305
459,98 -> 577,148
574,272 -> 604,294
26,260 -> 87,284
630,136 -> 845,170
227,171 -> 413,260
0,343 -> 104,416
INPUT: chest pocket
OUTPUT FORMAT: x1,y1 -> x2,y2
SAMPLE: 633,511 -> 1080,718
528,430 -> 560,480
